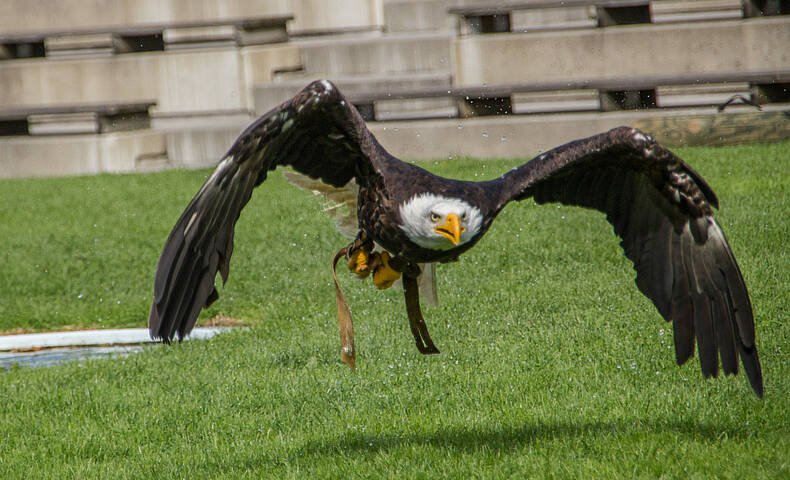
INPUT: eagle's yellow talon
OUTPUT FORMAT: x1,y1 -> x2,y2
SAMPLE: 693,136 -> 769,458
348,249 -> 371,279
373,251 -> 401,289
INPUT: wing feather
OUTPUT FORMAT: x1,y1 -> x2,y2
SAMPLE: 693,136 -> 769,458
149,80 -> 389,342
283,170 -> 360,239
497,126 -> 762,397
418,263 -> 439,307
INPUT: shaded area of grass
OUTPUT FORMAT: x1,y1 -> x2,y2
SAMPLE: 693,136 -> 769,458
0,141 -> 788,477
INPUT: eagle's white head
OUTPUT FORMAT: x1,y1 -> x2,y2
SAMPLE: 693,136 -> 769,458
399,193 -> 483,250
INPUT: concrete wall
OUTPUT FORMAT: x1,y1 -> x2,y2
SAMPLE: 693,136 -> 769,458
254,72 -> 453,114
383,0 -> 454,32
0,130 -> 166,178
0,0 -> 382,36
166,126 -> 248,168
289,0 -> 383,33
294,32 -> 452,76
370,112 -> 638,160
0,123 -> 249,178
454,17 -> 790,86
370,106 -> 790,161
6,106 -> 785,179
0,0 -> 291,35
0,44 -> 300,113
3,3 -> 788,179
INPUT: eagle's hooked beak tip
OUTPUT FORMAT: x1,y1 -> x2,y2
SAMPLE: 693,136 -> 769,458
435,213 -> 464,245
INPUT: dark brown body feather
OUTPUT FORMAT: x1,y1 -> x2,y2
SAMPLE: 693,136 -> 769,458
149,80 -> 763,397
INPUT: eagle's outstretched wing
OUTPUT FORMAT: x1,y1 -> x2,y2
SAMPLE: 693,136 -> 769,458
149,80 -> 387,342
497,127 -> 763,397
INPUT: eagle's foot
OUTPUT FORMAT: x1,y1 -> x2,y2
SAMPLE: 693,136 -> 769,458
344,233 -> 401,289
347,248 -> 372,279
346,234 -> 374,279
372,251 -> 402,290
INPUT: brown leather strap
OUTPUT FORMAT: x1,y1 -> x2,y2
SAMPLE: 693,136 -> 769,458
332,246 -> 355,369
403,274 -> 440,355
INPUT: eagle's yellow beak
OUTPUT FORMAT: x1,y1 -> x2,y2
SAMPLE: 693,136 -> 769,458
434,213 -> 465,245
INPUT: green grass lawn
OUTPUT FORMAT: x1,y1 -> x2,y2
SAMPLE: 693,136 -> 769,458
0,141 -> 788,478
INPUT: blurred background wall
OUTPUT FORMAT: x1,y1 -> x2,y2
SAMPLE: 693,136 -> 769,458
0,0 -> 788,177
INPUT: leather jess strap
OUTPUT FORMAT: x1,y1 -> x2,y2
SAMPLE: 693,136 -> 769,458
331,246 -> 356,369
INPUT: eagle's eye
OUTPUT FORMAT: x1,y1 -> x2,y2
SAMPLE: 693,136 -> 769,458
430,212 -> 441,223
462,212 -> 468,222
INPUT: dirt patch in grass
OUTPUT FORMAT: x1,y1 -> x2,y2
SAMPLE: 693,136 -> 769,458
198,315 -> 247,328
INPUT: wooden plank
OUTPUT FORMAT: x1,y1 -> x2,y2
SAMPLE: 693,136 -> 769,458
651,0 -> 743,23
27,112 -> 99,135
0,102 -> 156,121
449,0 -> 647,16
44,33 -> 113,52
651,0 -> 742,15
634,110 -> 790,147
162,25 -> 235,45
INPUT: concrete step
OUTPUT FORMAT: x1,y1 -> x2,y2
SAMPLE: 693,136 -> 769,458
290,31 -> 453,77
255,72 -> 454,119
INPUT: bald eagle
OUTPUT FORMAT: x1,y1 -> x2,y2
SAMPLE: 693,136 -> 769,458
149,80 -> 763,398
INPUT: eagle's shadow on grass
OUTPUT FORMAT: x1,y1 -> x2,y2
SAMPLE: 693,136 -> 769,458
296,419 -> 738,457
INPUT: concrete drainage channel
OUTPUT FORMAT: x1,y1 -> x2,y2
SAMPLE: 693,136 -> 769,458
0,327 -> 234,369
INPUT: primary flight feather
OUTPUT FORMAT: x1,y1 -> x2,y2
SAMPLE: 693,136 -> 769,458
149,79 -> 763,398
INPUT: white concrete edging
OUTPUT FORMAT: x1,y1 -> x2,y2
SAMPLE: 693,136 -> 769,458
0,326 -> 233,351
